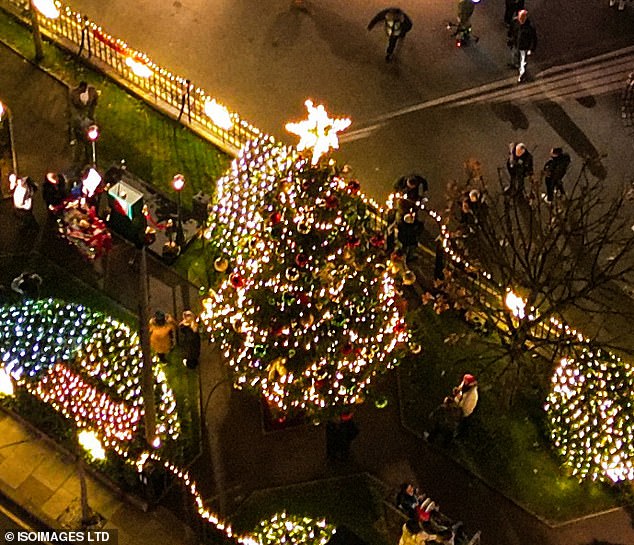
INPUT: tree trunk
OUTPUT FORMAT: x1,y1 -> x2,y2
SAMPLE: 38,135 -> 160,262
29,0 -> 44,61
138,246 -> 157,445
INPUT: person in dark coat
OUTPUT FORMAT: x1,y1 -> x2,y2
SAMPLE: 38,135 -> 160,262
368,8 -> 413,62
504,0 -> 525,26
506,142 -> 534,195
396,483 -> 423,519
426,396 -> 463,445
42,172 -> 67,211
326,412 -> 359,461
394,174 -> 429,205
507,9 -> 537,82
543,147 -> 571,203
178,310 -> 201,369
397,209 -> 423,262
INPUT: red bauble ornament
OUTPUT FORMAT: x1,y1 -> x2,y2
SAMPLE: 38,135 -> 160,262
295,253 -> 309,267
325,195 -> 339,209
315,378 -> 327,391
298,293 -> 311,306
393,321 -> 406,334
346,235 -> 361,248
341,343 -> 353,356
370,234 -> 385,247
229,272 -> 245,289
269,211 -> 282,226
346,180 -> 361,194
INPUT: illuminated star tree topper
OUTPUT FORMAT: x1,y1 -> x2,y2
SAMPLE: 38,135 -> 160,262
285,100 -> 351,165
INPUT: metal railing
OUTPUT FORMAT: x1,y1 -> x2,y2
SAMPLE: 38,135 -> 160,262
2,0 -> 267,155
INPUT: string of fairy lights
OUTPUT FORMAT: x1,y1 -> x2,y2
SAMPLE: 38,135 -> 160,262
134,451 -> 335,545
0,298 -> 180,457
384,185 -> 634,485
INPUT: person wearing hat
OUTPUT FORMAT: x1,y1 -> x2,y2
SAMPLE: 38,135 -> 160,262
178,310 -> 201,369
453,373 -> 479,418
149,310 -> 177,361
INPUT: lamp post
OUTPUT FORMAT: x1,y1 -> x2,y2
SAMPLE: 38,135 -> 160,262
86,124 -> 99,166
172,174 -> 185,247
29,0 -> 60,62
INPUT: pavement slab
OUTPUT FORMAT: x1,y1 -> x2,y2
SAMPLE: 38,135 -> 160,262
31,453 -> 76,491
40,486 -> 76,522
16,475 -> 54,510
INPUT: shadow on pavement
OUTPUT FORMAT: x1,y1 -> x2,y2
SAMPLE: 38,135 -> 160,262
536,99 -> 607,180
491,102 -> 530,130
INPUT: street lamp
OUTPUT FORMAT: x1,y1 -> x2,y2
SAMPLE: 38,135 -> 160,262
505,289 -> 526,320
172,174 -> 185,247
29,0 -> 60,62
86,123 -> 99,166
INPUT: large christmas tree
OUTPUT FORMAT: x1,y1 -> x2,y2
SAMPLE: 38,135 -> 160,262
201,104 -> 409,417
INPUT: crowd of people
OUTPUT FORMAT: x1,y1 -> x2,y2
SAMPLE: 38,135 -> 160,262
366,1 -> 628,84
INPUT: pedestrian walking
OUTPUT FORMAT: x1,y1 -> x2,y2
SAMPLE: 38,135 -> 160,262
452,0 -> 480,45
506,142 -> 534,195
609,0 -> 630,11
507,9 -> 537,82
149,310 -> 177,362
504,0 -> 525,26
543,147 -> 571,203
368,8 -> 413,62
178,310 -> 201,369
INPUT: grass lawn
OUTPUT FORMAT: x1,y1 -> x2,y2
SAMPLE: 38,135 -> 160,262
400,305 -> 619,524
230,474 -> 389,545
0,7 -> 232,205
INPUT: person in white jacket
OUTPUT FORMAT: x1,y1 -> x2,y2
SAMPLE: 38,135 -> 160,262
453,373 -> 478,418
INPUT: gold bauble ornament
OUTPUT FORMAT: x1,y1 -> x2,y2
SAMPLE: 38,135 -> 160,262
300,313 -> 315,328
214,257 -> 229,272
402,270 -> 417,285
267,356 -> 288,382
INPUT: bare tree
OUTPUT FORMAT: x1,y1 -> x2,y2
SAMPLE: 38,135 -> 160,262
424,158 -> 634,404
